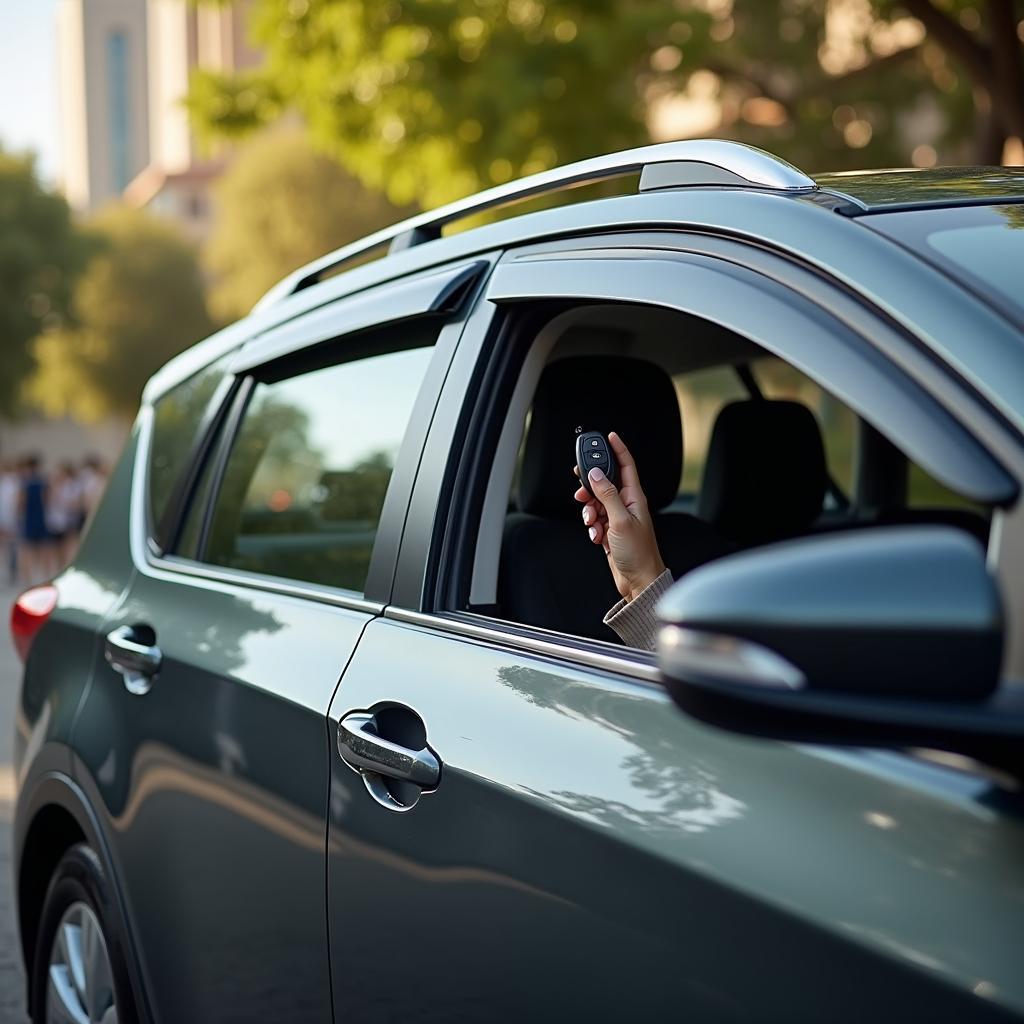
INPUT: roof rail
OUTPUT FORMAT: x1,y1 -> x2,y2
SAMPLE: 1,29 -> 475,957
252,140 -> 816,312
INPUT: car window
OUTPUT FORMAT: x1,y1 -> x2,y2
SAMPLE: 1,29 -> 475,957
673,357 -> 855,503
674,366 -> 747,495
201,345 -> 433,594
753,356 -> 856,498
474,301 -> 993,648
866,204 -> 1024,325
148,357 -> 229,536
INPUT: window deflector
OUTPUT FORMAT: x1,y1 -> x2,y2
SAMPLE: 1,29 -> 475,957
487,253 -> 1016,508
232,260 -> 488,375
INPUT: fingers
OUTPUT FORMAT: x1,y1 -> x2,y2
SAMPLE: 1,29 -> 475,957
587,467 -> 629,528
579,498 -> 608,546
607,432 -> 641,492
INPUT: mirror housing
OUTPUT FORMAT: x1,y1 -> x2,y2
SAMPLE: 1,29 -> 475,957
657,527 -> 1024,777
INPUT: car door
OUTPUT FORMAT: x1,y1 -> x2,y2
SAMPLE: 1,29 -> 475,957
69,259 -> 492,1023
325,241 -> 1024,1022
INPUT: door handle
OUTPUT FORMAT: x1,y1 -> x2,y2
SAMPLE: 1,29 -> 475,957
338,712 -> 440,789
105,625 -> 162,695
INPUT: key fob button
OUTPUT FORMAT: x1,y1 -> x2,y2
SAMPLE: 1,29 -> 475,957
576,430 -> 618,497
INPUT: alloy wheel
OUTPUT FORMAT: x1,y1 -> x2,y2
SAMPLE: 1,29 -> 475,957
45,901 -> 118,1024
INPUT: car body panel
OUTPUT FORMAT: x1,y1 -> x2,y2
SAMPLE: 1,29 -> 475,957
72,568 -> 366,1022
326,616 -> 1024,1022
63,410 -> 373,1022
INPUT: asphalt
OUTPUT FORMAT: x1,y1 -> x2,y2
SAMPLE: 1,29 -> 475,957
0,580 -> 29,1023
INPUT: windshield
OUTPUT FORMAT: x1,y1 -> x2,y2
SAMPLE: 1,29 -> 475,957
864,204 -> 1024,328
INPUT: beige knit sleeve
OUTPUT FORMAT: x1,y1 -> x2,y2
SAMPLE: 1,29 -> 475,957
602,569 -> 674,651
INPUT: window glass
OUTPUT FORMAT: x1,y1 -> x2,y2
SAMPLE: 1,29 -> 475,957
672,358 -> 856,500
674,366 -> 747,494
754,356 -> 856,496
203,346 -> 433,594
867,204 -> 1024,323
149,359 -> 228,536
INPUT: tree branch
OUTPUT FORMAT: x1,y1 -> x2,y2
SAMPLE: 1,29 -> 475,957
706,44 -> 923,109
900,0 -> 996,92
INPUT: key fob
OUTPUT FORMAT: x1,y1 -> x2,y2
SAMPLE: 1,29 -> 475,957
576,431 -> 619,498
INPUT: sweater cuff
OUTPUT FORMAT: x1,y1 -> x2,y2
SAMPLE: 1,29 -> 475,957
603,569 -> 674,651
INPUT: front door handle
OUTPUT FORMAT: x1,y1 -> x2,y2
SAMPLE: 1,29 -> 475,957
338,712 -> 440,789
105,625 -> 162,695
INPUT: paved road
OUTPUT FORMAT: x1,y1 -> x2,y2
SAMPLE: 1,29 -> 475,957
0,581 -> 29,1023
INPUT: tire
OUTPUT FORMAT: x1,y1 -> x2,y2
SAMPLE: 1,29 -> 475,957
31,843 -> 139,1024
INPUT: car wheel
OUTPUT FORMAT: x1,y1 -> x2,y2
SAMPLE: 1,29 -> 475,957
31,843 -> 138,1024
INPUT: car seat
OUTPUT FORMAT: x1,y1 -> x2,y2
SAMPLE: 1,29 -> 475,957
499,356 -> 734,642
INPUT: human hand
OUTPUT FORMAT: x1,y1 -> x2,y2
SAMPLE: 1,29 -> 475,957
573,432 -> 667,603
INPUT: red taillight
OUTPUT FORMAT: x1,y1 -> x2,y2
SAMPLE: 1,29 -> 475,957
11,584 -> 58,663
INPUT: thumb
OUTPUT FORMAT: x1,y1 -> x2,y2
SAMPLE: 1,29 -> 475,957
588,468 -> 629,528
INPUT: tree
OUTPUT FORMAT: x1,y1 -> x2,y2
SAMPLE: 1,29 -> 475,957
0,147 -> 86,416
204,129 -> 407,321
188,0 -> 1024,210
30,206 -> 214,422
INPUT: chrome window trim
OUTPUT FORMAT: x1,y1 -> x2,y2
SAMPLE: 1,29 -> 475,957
129,404 -> 384,615
383,606 -> 662,686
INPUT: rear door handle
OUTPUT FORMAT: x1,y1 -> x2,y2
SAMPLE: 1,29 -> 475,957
105,625 -> 162,695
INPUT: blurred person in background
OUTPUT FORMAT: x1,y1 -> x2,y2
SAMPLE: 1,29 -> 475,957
18,454 -> 54,585
0,458 -> 21,585
78,454 -> 108,529
47,460 -> 83,568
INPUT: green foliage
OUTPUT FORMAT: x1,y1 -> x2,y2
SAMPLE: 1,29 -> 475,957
189,0 -> 707,208
31,206 -> 214,422
204,129 -> 406,319
188,0 -> 1024,212
0,148 -> 86,416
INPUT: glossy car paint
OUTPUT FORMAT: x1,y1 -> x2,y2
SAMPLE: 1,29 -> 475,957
12,164 -> 1024,1022
365,235 -> 1024,1020
73,535 -> 366,1019
328,615 -> 1024,1021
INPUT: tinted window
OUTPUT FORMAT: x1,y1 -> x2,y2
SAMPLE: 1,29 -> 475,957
149,359 -> 228,535
203,346 -> 433,594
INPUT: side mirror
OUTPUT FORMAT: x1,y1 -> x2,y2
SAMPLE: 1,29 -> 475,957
657,527 -> 1024,777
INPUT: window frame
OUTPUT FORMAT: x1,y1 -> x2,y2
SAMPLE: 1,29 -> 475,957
132,255 -> 498,610
388,230 -> 1024,683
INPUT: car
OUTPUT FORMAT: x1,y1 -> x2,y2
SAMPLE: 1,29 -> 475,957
10,139 -> 1024,1023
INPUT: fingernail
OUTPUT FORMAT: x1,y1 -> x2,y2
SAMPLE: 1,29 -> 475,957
588,527 -> 597,541
589,467 -> 605,483
582,508 -> 591,525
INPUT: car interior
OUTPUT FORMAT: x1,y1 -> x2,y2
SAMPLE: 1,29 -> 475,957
464,303 -> 991,645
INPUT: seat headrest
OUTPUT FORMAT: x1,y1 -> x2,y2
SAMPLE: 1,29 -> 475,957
697,399 -> 826,544
519,356 -> 682,519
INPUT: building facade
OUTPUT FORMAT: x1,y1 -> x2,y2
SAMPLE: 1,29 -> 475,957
123,0 -> 259,240
57,0 -> 257,236
57,0 -> 150,210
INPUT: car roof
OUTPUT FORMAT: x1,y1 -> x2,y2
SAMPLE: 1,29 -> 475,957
144,142 -> 1024,424
814,166 -> 1024,213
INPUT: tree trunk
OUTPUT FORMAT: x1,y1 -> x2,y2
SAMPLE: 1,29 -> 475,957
987,0 -> 1024,152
